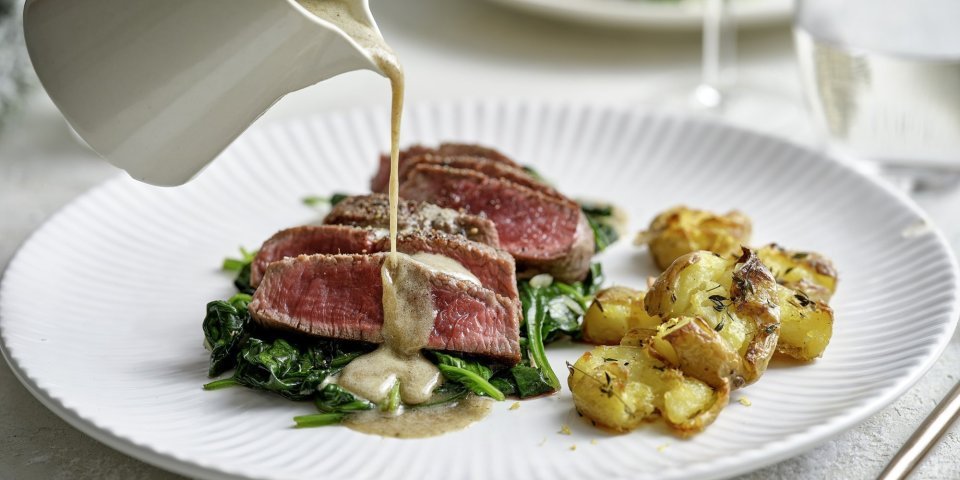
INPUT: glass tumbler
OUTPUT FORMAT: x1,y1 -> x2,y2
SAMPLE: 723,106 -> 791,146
794,0 -> 960,187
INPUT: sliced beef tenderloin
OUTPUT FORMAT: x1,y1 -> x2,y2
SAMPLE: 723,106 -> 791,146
323,194 -> 500,247
370,143 -> 521,193
374,153 -> 564,201
249,253 -> 521,364
394,230 -> 519,303
399,164 -> 595,283
249,225 -> 381,288
249,225 -> 518,302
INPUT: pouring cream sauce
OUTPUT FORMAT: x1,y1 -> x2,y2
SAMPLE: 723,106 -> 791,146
338,255 -> 441,405
296,0 -> 492,436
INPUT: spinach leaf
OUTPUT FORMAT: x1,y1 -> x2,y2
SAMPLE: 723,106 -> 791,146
509,365 -> 557,398
204,334 -> 372,401
518,283 -> 560,392
437,366 -> 505,401
519,263 -> 603,344
509,263 -> 605,398
488,363 -> 556,399
233,337 -> 369,400
585,214 -> 618,253
583,262 -> 604,297
330,193 -> 349,206
221,247 -> 255,272
315,384 -> 374,413
489,376 -> 517,397
414,383 -> 469,408
432,352 -> 504,401
231,338 -> 339,401
232,263 -> 255,295
581,202 -> 621,253
433,352 -> 493,379
202,293 -> 253,377
222,247 -> 256,294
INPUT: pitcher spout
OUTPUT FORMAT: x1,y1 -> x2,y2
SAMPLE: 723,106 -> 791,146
285,0 -> 390,91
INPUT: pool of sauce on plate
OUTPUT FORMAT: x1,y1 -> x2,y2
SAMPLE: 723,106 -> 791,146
344,395 -> 493,438
297,0 -> 491,437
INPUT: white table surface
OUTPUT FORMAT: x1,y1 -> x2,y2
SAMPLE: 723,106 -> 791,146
1,0 -> 958,478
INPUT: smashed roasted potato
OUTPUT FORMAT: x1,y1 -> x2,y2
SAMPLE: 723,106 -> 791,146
568,345 -> 729,436
648,316 -> 743,390
757,243 -> 838,303
644,249 -> 780,388
636,206 -> 752,270
582,287 -> 661,345
572,206 -> 842,437
775,285 -> 834,360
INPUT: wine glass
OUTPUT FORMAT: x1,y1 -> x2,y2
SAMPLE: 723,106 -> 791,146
666,0 -> 811,143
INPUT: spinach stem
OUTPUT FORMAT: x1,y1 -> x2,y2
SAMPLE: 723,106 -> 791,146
203,378 -> 240,390
523,288 -> 560,389
293,413 -> 346,428
380,380 -> 401,413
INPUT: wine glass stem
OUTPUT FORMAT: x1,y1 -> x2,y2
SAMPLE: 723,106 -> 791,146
694,0 -> 729,110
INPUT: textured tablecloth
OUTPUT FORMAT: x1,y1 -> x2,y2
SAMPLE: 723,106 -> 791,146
2,0 -> 958,477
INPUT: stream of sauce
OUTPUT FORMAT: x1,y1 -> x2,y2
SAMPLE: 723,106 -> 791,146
297,0 -> 490,437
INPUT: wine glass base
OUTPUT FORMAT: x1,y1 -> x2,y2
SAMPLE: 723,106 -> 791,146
640,80 -> 817,146
829,147 -> 960,193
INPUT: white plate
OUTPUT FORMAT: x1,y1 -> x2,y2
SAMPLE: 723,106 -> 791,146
1,100 -> 958,480
485,0 -> 792,30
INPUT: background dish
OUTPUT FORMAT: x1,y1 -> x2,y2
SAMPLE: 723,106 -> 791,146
1,100 -> 957,480
484,0 -> 792,30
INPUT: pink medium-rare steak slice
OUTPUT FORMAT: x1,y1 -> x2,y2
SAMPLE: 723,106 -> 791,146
249,225 -> 519,302
250,225 -> 379,288
394,230 -> 519,304
399,164 -> 595,283
370,143 -> 521,193
324,194 -> 500,247
249,253 -> 522,364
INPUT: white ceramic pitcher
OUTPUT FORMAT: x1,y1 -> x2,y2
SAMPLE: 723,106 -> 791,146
24,0 -> 386,186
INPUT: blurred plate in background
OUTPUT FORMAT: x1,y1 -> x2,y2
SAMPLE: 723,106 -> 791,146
486,0 -> 791,30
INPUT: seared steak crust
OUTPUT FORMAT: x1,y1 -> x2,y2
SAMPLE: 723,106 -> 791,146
324,194 -> 500,247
